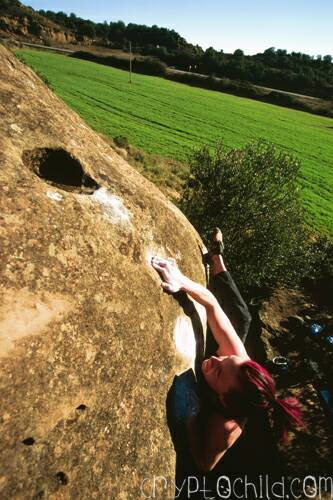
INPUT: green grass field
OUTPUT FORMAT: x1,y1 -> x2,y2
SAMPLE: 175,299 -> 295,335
17,49 -> 333,235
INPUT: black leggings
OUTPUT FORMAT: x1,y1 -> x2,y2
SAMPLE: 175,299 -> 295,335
208,271 -> 251,344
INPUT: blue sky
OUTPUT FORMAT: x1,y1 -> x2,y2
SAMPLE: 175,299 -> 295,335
22,0 -> 333,56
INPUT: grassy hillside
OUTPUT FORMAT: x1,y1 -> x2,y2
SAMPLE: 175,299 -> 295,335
17,49 -> 333,235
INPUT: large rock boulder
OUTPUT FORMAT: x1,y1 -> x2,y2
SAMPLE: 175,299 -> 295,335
0,45 -> 206,499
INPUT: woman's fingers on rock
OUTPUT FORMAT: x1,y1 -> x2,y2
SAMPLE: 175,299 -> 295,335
151,256 -> 168,267
151,257 -> 163,266
152,263 -> 165,273
152,256 -> 176,263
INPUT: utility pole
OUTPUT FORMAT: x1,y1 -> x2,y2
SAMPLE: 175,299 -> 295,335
129,41 -> 132,84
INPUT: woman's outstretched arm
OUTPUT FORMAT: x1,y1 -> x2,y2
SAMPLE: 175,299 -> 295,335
151,257 -> 249,358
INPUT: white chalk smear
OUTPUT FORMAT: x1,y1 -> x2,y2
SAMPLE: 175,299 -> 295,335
174,315 -> 197,364
92,187 -> 131,225
46,191 -> 63,202
26,80 -> 36,90
10,123 -> 23,134
101,152 -> 114,163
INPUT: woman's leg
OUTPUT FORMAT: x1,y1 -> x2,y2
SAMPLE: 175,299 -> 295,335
208,253 -> 252,344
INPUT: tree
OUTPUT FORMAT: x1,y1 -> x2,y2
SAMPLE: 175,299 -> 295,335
77,20 -> 95,38
180,141 -> 311,290
202,47 -> 222,74
108,20 -> 126,43
0,0 -> 21,15
29,18 -> 42,36
233,49 -> 244,57
95,21 -> 109,39
264,47 -> 276,57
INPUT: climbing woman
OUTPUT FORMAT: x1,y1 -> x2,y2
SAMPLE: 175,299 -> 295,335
151,228 -> 304,484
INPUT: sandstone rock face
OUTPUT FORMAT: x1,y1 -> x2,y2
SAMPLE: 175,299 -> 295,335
0,45 -> 206,498
47,29 -> 76,45
0,15 -> 77,44
0,16 -> 29,37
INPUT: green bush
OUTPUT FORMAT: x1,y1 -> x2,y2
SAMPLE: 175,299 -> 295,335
134,56 -> 167,76
304,234 -> 333,304
71,52 -> 166,77
180,140 -> 312,290
113,135 -> 129,149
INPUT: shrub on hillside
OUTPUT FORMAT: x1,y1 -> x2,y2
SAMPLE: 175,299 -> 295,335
304,235 -> 333,306
180,140 -> 312,290
114,135 -> 129,149
134,57 -> 167,76
71,51 -> 129,71
71,52 -> 166,77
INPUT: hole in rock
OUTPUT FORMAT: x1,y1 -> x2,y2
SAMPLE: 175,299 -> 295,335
56,471 -> 69,485
76,404 -> 87,411
22,148 -> 100,194
22,437 -> 35,446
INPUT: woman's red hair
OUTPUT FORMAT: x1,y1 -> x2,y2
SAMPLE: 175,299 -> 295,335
223,360 -> 304,443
